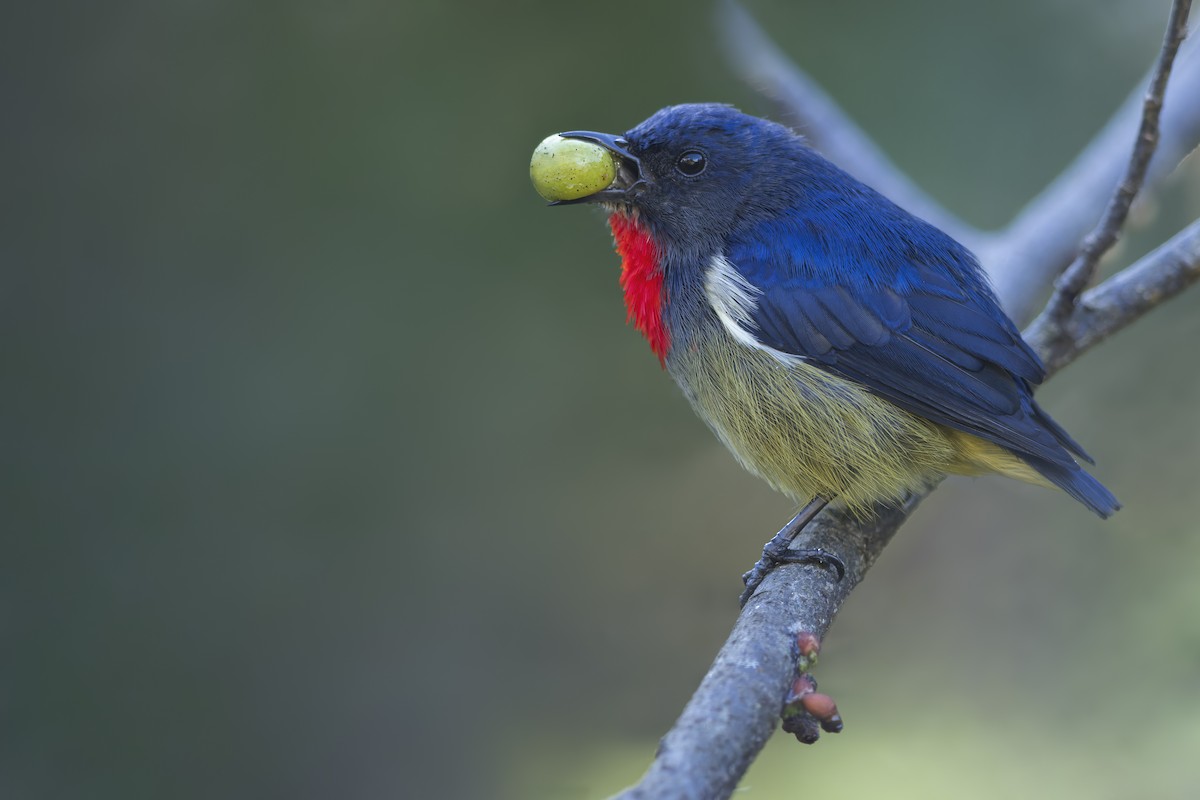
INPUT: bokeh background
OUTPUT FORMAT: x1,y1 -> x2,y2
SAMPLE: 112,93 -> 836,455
6,0 -> 1199,797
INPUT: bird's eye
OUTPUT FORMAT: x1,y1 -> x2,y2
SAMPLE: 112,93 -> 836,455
676,150 -> 707,176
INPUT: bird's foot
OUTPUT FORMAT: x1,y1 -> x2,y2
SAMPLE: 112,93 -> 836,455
738,544 -> 844,607
738,496 -> 840,606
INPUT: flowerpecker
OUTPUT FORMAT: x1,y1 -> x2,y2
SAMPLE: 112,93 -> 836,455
531,104 -> 1118,602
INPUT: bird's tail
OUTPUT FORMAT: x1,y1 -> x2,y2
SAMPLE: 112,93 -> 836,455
1023,454 -> 1121,518
1021,399 -> 1120,517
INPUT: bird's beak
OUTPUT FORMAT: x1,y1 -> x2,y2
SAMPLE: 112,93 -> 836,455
550,131 -> 648,206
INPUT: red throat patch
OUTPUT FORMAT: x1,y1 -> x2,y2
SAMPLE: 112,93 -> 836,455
608,213 -> 669,366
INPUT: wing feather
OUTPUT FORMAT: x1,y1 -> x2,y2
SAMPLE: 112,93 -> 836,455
722,226 -> 1085,467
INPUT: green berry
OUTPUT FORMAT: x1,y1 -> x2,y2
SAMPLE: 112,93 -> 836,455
529,135 -> 617,202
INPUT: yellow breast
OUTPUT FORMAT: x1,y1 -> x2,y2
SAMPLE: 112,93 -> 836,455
670,327 -> 1047,513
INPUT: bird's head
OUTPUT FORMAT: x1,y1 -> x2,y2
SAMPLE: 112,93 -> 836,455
535,104 -> 806,253
529,104 -> 824,365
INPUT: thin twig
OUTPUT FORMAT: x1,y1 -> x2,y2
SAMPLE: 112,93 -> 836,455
717,0 -> 1200,325
1029,217 -> 1200,377
1035,0 -> 1193,328
982,27 -> 1200,324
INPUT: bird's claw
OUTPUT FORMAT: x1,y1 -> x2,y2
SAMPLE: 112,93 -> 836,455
738,546 -> 845,607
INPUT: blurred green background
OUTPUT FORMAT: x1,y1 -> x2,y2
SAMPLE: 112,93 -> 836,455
5,1 -> 1199,798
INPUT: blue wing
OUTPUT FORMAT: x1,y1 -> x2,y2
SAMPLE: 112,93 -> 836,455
725,214 -> 1099,479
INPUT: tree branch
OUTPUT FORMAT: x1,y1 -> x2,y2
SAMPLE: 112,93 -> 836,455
1028,217 -> 1200,377
990,29 -> 1200,323
613,220 -> 1200,800
1035,0 -> 1192,328
611,499 -> 922,800
718,0 -> 1200,323
612,3 -> 1199,799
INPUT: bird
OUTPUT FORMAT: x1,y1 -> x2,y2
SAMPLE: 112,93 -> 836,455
530,104 -> 1119,602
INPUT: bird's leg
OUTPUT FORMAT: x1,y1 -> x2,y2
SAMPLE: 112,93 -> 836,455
739,496 -> 842,607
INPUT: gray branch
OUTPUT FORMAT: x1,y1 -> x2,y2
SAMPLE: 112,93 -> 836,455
990,11 -> 1200,323
612,214 -> 1200,800
718,0 -> 1200,324
1028,217 -> 1200,377
611,4 -> 1200,799
612,499 -> 921,800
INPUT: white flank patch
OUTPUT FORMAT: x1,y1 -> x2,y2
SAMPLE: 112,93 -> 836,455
705,254 -> 761,347
705,254 -> 803,365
